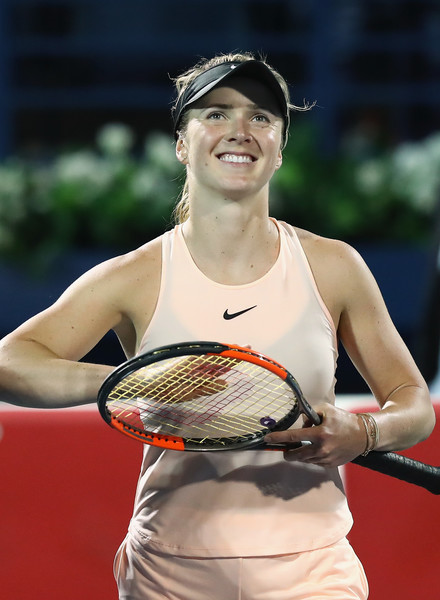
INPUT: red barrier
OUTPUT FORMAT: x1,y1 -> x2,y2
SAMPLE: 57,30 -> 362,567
1,403 -> 439,599
0,407 -> 140,600
345,403 -> 440,600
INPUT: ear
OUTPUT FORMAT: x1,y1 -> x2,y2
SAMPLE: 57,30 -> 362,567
275,150 -> 283,170
176,137 -> 188,165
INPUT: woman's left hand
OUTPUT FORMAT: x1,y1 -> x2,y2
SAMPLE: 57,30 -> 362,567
264,403 -> 367,467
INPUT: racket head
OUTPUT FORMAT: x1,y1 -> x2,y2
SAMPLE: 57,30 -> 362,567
98,341 -> 315,451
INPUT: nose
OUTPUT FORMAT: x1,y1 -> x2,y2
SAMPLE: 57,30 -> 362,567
226,116 -> 253,143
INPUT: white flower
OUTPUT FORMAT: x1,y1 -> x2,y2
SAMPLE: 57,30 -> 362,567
96,123 -> 134,157
0,163 -> 26,198
424,131 -> 440,163
391,141 -> 440,213
355,159 -> 387,195
143,132 -> 181,177
0,162 -> 27,222
52,151 -> 114,203
130,166 -> 158,199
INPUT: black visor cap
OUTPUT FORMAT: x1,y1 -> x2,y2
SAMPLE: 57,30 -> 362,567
172,60 -> 289,144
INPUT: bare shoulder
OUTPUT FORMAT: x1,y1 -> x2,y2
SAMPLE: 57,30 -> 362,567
67,234 -> 163,316
87,234 -> 162,284
1,235 -> 165,362
293,226 -> 379,326
83,234 -> 164,334
294,226 -> 366,278
294,225 -> 352,257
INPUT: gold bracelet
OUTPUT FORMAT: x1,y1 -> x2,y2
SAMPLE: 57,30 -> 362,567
357,413 -> 380,456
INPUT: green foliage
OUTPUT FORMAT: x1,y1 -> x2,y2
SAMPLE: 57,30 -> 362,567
270,123 -> 440,243
0,125 -> 183,272
0,122 -> 438,273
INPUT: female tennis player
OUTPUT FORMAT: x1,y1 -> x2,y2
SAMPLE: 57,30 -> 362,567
0,51 -> 435,599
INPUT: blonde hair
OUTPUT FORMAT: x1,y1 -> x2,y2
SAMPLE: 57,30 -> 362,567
171,51 -> 312,225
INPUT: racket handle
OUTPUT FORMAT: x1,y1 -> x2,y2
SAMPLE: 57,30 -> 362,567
352,451 -> 440,495
309,405 -> 322,426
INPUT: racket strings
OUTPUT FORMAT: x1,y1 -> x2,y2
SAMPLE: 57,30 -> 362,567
110,369 -> 292,428
106,353 -> 299,443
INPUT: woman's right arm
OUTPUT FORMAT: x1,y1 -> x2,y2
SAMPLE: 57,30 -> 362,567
0,256 -> 136,408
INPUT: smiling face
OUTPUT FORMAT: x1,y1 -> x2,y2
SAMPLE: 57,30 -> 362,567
176,77 -> 284,204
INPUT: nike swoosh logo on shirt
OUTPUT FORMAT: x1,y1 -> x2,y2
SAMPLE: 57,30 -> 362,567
223,305 -> 257,320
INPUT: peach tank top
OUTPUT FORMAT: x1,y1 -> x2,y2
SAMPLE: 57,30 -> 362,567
128,220 -> 353,557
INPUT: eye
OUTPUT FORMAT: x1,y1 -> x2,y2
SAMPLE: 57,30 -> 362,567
206,111 -> 225,120
252,113 -> 271,123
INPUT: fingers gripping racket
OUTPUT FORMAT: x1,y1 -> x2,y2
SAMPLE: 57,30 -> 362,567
98,342 -> 440,495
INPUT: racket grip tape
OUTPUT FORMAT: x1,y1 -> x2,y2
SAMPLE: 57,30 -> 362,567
352,451 -> 440,495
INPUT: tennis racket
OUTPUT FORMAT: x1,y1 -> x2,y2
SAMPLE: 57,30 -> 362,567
97,341 -> 440,495
98,341 -> 320,451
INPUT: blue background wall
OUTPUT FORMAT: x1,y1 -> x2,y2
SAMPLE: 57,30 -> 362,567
1,0 -> 439,388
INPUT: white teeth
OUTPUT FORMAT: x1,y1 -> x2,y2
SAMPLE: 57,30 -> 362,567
219,154 -> 253,163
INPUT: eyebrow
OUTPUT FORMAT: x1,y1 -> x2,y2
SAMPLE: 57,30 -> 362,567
199,102 -> 274,112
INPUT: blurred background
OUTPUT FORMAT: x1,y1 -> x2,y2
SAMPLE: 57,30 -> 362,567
1,0 -> 440,392
1,3 -> 440,600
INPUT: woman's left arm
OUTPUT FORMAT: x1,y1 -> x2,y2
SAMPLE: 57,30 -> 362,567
265,236 -> 436,466
335,242 -> 435,451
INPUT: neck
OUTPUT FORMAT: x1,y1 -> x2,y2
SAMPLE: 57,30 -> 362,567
181,205 -> 279,285
185,175 -> 271,234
